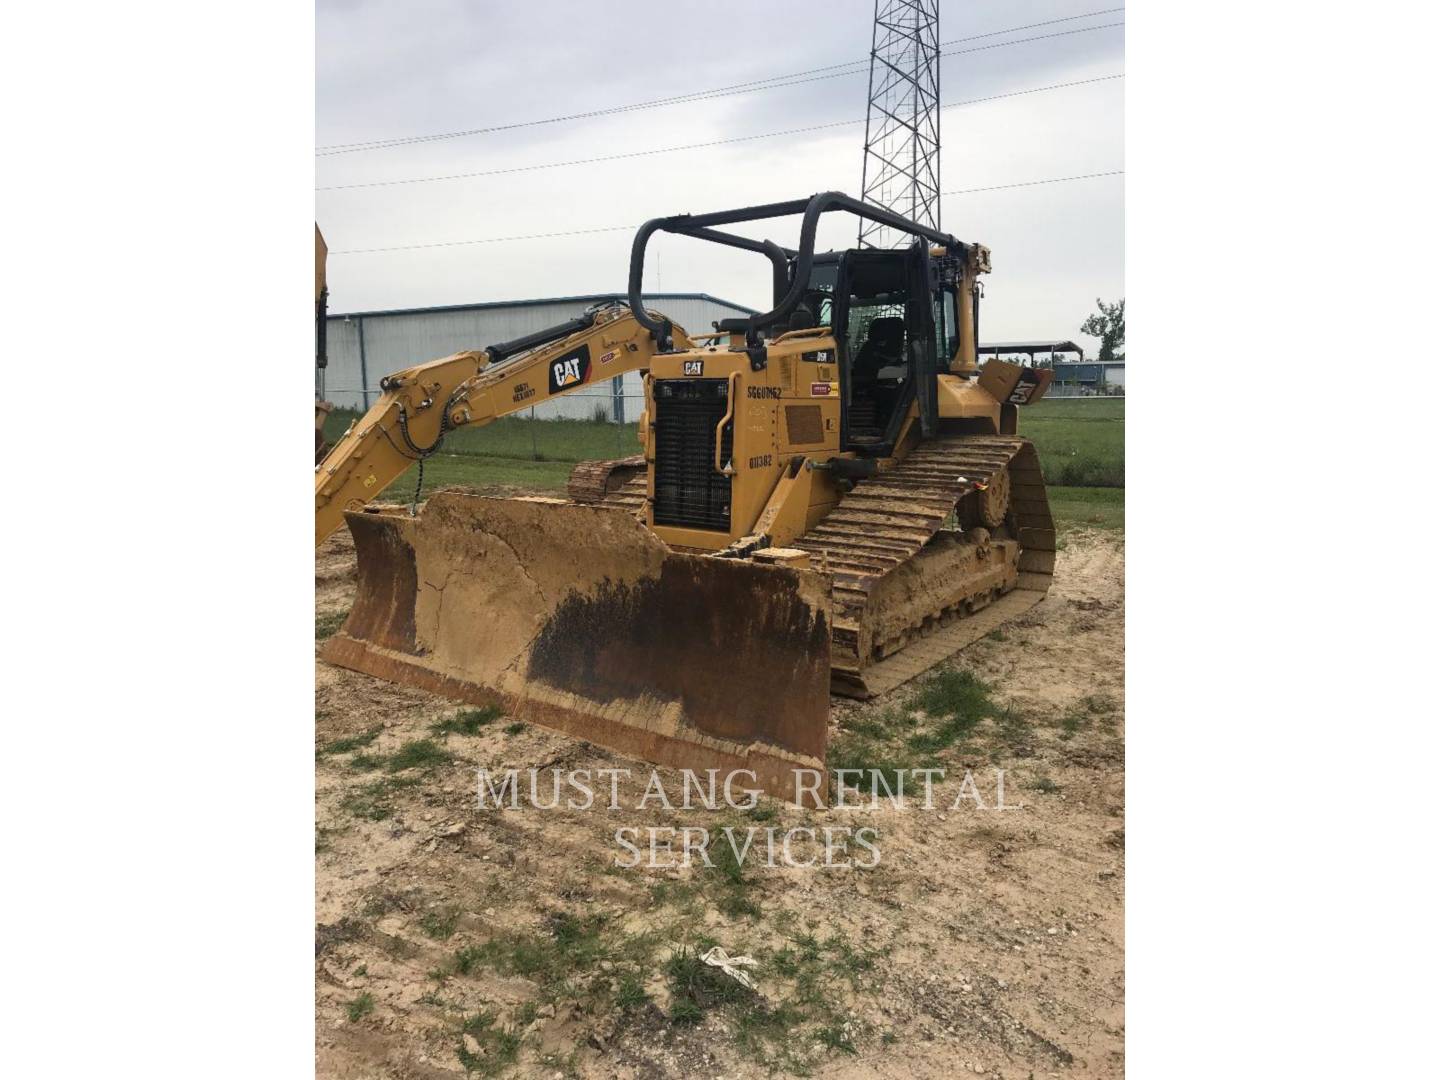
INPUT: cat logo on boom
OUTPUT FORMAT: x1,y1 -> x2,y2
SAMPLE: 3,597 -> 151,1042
546,345 -> 591,394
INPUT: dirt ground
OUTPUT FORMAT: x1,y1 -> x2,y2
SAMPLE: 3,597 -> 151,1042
315,524 -> 1124,1079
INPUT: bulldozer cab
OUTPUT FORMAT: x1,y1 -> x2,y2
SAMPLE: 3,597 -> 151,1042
791,246 -> 943,455
626,192 -> 976,458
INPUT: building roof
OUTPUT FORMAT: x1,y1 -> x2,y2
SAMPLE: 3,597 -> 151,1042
979,340 -> 1086,360
330,291 -> 758,320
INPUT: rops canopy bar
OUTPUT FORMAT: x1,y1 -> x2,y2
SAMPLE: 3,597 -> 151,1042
627,191 -> 967,350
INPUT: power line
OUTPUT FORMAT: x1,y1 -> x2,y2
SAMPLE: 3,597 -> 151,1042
333,225 -> 636,256
940,170 -> 1124,195
316,11 -> 1125,156
328,170 -> 1124,255
317,75 -> 1123,192
937,5 -> 1123,47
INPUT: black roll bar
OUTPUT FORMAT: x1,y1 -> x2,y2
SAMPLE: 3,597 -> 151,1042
627,191 -> 966,350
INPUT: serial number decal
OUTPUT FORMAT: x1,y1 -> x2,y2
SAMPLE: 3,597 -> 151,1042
511,381 -> 536,403
748,454 -> 773,469
810,382 -> 833,396
746,386 -> 782,399
683,359 -> 705,376
547,345 -> 592,394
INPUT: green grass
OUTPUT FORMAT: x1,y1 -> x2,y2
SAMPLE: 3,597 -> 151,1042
831,669 -> 1044,794
317,726 -> 382,757
371,453 -> 1123,538
707,827 -> 761,918
386,452 -> 581,501
419,905 -> 462,940
664,945 -> 756,1020
456,1009 -> 522,1076
827,735 -> 917,799
1048,486 -> 1125,533
324,410 -> 635,502
326,395 -> 1120,512
1021,397 -> 1124,487
421,897 -> 883,1072
339,736 -> 453,776
815,1024 -> 858,1055
315,610 -> 348,640
831,670 -> 1000,792
431,706 -> 502,737
324,410 -> 638,463
339,775 -> 423,820
615,972 -> 649,1010
439,911 -> 620,986
905,668 -> 997,749
345,992 -> 375,1022
385,738 -> 450,772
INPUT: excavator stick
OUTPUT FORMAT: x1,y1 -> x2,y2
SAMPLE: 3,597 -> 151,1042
321,492 -> 833,801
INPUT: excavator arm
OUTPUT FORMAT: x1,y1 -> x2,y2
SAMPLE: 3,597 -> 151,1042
315,302 -> 690,545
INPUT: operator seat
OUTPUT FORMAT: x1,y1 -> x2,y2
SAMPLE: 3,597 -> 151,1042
849,315 -> 907,444
853,316 -> 906,382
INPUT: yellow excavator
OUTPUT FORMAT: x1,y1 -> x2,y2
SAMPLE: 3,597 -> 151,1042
316,193 -> 1054,800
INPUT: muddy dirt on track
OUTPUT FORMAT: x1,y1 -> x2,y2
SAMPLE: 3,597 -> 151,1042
315,524 -> 1124,1079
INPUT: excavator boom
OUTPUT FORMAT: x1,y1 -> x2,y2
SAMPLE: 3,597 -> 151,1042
314,302 -> 690,545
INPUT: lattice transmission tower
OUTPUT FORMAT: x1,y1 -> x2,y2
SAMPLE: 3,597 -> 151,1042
858,0 -> 941,248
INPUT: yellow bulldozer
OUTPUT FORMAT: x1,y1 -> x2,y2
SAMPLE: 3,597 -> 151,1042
315,193 -> 1054,800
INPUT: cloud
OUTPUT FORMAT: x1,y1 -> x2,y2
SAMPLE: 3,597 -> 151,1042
317,0 -> 1124,347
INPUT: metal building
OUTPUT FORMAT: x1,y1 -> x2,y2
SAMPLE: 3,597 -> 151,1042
1051,360 -> 1126,390
320,293 -> 756,419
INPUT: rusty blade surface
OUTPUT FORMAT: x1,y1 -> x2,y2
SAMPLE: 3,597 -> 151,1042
321,492 -> 832,801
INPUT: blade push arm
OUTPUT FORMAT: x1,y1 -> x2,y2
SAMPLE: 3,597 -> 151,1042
315,303 -> 688,546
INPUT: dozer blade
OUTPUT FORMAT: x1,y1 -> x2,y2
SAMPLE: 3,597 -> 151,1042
321,492 -> 832,801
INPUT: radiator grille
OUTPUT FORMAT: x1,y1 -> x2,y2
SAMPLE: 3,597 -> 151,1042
652,379 -> 732,531
785,404 -> 823,444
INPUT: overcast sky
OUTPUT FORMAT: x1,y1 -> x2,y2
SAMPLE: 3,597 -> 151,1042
316,0 -> 1124,351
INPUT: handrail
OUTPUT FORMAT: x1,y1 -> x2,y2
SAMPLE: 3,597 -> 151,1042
714,371 -> 739,476
771,326 -> 834,345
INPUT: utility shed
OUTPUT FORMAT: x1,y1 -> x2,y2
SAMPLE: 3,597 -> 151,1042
979,340 -> 1087,362
321,292 -> 757,419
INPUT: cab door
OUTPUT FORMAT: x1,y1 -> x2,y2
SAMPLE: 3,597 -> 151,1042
832,244 -> 939,451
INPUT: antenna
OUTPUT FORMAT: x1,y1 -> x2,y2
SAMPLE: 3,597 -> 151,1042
858,0 -> 941,248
